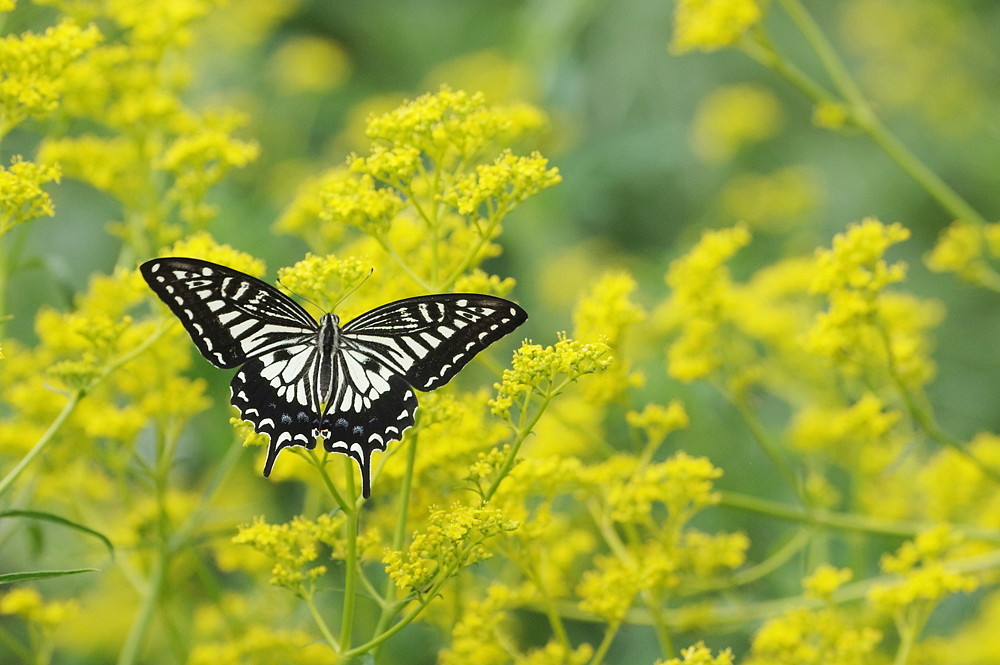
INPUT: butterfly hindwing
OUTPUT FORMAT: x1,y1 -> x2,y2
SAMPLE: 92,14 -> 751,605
230,351 -> 320,477
140,257 -> 318,368
318,349 -> 418,498
342,294 -> 528,390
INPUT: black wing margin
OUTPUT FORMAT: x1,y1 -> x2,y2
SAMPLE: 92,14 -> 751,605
140,257 -> 318,368
341,293 -> 528,391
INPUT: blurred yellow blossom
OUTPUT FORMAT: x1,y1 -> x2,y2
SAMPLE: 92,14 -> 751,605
267,35 -> 349,93
671,0 -> 763,54
803,565 -> 853,600
720,166 -> 822,230
606,451 -> 723,524
0,587 -> 78,627
689,84 -> 782,162
744,608 -> 882,665
626,400 -> 689,447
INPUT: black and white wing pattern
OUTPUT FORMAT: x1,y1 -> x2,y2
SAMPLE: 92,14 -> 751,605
140,257 -> 528,498
140,258 -> 325,477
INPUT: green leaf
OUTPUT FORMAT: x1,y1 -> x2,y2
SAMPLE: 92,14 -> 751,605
0,510 -> 114,559
0,569 -> 98,585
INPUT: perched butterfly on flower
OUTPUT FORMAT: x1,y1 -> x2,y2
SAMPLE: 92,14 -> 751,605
140,257 -> 527,497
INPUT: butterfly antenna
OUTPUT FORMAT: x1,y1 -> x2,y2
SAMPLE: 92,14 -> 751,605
333,268 -> 374,312
276,277 -> 324,312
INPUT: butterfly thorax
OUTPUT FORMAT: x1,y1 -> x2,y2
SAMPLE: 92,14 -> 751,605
314,313 -> 342,411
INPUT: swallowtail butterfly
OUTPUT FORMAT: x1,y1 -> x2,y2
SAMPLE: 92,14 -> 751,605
140,257 -> 527,497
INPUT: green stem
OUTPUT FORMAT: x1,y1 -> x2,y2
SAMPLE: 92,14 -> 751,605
373,435 -> 419,640
588,620 -> 622,665
303,591 -> 340,654
727,391 -> 806,505
483,385 -> 560,502
340,456 -> 359,652
117,545 -> 166,665
774,0 -> 988,227
0,390 -> 82,499
313,452 -> 350,512
720,491 -> 1000,543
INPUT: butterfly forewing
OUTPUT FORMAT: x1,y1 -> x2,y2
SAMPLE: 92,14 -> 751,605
342,294 -> 528,390
141,258 -> 528,498
140,258 -> 317,368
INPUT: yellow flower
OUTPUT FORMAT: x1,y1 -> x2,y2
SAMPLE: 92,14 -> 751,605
662,225 -> 750,381
924,219 -> 1000,287
0,19 -> 102,135
0,156 -> 61,236
0,587 -> 78,628
158,231 -> 266,277
803,565 -> 853,600
656,641 -> 734,665
275,253 -> 372,314
689,84 -> 783,162
626,400 -> 689,446
383,503 -> 517,593
490,334 -> 612,418
606,451 -> 723,524
161,109 -> 260,225
745,608 -> 882,665
671,0 -> 763,54
869,525 -> 978,619
442,149 -> 561,217
233,514 -> 346,593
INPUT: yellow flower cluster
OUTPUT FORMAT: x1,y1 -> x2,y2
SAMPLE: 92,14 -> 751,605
925,219 -> 1000,288
0,156 -> 61,236
572,271 -> 646,401
870,525 -> 978,614
233,514 -> 345,592
656,641 -> 734,665
161,110 -> 260,226
803,564 -> 853,600
382,503 -> 517,593
720,166 -> 821,231
607,451 -> 723,524
789,392 -> 902,472
0,19 -> 101,135
439,583 -> 520,665
490,335 -> 612,418
274,253 -> 371,314
745,608 -> 882,665
442,149 -> 561,217
318,170 -> 405,237
671,0 -> 763,55
663,225 -> 750,381
626,401 -> 689,447
806,219 -> 941,387
278,87 -> 555,298
363,87 -> 545,162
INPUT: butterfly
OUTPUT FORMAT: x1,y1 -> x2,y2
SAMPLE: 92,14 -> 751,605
140,257 -> 527,497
